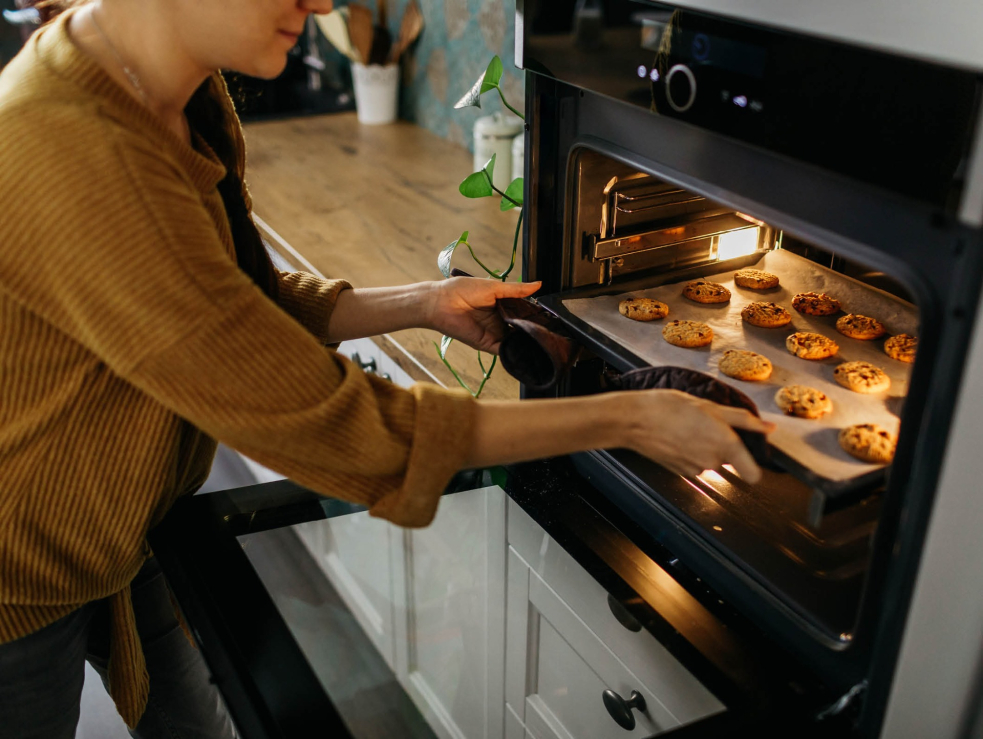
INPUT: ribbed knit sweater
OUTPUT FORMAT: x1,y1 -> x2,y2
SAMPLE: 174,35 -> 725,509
0,10 -> 475,727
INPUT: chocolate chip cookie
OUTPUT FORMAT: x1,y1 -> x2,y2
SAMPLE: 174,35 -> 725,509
719,350 -> 773,381
833,360 -> 892,394
734,268 -> 779,290
884,334 -> 918,364
785,331 -> 839,360
839,423 -> 897,464
792,292 -> 841,316
836,313 -> 887,340
618,297 -> 670,322
775,385 -> 833,419
662,319 -> 714,348
682,280 -> 731,304
741,301 -> 792,328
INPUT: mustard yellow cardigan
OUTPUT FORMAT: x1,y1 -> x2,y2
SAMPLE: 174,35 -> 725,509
0,10 -> 474,727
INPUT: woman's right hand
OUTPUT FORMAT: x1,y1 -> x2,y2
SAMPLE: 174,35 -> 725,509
619,389 -> 774,483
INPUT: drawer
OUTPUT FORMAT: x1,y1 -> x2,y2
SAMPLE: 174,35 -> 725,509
508,547 -> 678,739
508,499 -> 724,726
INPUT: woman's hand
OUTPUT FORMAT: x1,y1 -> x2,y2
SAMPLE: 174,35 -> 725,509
620,390 -> 774,482
427,277 -> 542,353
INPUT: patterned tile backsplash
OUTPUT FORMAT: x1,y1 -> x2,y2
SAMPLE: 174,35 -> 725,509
345,0 -> 524,151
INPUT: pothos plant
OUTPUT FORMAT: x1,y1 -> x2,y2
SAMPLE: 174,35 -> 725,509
435,56 -> 525,398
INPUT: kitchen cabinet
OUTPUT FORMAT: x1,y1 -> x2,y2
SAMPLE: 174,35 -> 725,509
506,500 -> 724,739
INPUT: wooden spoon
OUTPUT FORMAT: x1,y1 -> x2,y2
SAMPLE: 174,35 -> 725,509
389,0 -> 424,63
346,3 -> 375,66
315,9 -> 356,61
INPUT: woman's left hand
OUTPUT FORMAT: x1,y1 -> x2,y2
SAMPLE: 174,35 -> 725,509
427,277 -> 542,354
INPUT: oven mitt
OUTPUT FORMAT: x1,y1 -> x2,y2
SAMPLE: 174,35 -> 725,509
604,365 -> 777,470
495,297 -> 582,391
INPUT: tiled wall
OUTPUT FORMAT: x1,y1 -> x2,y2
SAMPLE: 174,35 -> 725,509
353,0 -> 524,151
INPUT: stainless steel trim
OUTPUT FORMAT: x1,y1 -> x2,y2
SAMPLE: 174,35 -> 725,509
591,213 -> 755,260
958,111 -> 983,228
515,0 -> 525,69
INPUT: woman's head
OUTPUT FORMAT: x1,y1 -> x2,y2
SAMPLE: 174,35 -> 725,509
169,0 -> 334,80
38,0 -> 334,79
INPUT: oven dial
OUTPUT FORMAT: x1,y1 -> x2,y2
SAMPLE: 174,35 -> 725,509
665,64 -> 697,112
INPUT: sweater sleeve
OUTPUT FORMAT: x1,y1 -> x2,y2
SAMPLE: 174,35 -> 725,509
274,269 -> 351,345
0,108 -> 475,528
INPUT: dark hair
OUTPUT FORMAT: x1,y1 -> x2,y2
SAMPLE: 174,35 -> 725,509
29,0 -> 279,301
185,81 -> 279,301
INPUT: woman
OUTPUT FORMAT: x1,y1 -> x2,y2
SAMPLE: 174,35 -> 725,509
0,1 -> 772,737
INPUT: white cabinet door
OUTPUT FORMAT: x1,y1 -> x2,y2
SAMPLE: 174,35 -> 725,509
393,485 -> 508,739
507,549 -> 678,739
294,513 -> 400,668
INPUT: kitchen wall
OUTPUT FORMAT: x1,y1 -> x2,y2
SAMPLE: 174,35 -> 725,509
357,0 -> 524,151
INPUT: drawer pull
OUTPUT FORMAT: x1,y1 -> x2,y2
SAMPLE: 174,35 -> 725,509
607,593 -> 643,632
350,352 -> 378,374
602,689 -> 646,730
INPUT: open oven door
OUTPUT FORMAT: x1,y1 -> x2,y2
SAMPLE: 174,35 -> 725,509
150,465 -> 857,739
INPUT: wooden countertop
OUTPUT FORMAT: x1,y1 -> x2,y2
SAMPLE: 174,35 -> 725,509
243,113 -> 521,400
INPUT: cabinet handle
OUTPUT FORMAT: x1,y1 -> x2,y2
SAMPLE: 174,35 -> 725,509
349,352 -> 378,374
602,689 -> 646,730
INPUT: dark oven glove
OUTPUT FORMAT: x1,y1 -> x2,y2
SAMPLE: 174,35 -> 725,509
605,366 -> 778,470
495,297 -> 582,391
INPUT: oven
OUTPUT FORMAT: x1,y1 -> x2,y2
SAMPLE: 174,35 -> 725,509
513,1 -> 983,736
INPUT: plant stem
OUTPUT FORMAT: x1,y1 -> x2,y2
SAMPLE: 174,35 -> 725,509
499,209 -> 524,281
474,355 -> 498,397
482,170 -> 522,208
433,342 -> 475,394
461,240 -> 502,278
496,86 -> 524,121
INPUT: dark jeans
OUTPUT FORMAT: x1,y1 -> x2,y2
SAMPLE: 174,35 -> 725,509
0,558 -> 238,739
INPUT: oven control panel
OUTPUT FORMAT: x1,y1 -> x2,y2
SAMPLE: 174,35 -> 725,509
520,0 -> 981,209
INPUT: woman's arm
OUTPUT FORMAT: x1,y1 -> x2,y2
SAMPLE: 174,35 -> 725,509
324,277 -> 540,348
466,391 -> 771,482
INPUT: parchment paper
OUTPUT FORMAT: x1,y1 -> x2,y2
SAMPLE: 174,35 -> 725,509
563,250 -> 918,484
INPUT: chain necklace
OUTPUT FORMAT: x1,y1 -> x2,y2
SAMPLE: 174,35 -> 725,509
89,9 -> 149,106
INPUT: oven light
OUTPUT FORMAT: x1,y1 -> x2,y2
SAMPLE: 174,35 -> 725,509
715,227 -> 760,261
722,464 -> 737,474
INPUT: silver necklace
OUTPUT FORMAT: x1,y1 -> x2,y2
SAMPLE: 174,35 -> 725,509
89,9 -> 149,106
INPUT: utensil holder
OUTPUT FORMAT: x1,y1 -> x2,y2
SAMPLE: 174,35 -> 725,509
351,62 -> 399,125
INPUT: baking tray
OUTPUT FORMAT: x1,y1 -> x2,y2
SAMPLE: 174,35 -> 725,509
560,249 -> 917,497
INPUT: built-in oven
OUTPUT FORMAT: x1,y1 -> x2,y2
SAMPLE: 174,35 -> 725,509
514,1 -> 983,736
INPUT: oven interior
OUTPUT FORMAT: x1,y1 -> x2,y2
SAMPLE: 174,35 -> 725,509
537,148 -> 921,639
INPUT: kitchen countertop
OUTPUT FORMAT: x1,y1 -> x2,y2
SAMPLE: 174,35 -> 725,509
243,113 -> 522,400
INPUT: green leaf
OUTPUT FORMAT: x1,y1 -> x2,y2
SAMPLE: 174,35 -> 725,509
481,56 -> 504,93
454,73 -> 486,110
438,231 -> 469,277
500,176 -> 524,211
453,56 -> 504,109
459,155 -> 496,198
439,335 -> 453,359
